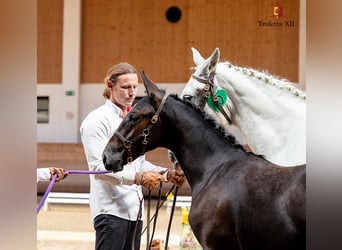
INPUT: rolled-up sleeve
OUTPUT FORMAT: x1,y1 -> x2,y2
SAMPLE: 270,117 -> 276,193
37,168 -> 50,182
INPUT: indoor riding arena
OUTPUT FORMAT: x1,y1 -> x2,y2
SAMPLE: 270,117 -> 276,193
37,0 -> 305,249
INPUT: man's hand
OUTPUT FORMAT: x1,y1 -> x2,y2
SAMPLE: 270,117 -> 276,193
167,150 -> 186,187
167,168 -> 185,188
136,171 -> 165,190
49,167 -> 68,182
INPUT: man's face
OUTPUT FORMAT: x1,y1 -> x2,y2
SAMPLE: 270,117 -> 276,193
111,73 -> 138,109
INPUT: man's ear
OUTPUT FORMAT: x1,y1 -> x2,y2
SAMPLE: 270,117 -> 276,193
107,80 -> 114,89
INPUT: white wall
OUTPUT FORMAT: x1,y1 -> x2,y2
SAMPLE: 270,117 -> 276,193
37,84 -> 77,142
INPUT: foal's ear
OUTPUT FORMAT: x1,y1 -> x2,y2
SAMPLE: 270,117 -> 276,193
140,70 -> 164,103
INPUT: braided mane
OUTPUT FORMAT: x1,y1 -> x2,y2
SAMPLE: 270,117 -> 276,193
221,61 -> 306,100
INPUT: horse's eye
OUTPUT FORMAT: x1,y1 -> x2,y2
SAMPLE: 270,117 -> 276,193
129,113 -> 141,123
183,95 -> 193,102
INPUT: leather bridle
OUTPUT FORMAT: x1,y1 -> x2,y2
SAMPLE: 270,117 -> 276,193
115,93 -> 170,164
115,92 -> 178,250
191,72 -> 232,124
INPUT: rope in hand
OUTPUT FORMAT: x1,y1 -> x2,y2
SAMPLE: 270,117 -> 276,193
36,170 -> 110,214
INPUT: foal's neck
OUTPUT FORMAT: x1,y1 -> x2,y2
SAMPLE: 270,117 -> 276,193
165,100 -> 244,188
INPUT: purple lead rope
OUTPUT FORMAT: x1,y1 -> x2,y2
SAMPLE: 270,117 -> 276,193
65,170 -> 111,175
36,170 -> 111,214
36,173 -> 58,214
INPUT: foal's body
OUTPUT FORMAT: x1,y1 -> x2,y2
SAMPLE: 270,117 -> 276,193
190,162 -> 305,249
181,48 -> 306,166
103,72 -> 306,250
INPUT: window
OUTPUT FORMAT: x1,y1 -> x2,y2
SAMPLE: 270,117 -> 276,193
37,96 -> 49,123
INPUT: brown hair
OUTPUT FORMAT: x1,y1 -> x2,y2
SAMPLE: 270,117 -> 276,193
102,88 -> 110,99
104,62 -> 138,85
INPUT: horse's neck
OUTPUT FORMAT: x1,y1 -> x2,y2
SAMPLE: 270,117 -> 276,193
217,65 -> 306,165
219,66 -> 305,123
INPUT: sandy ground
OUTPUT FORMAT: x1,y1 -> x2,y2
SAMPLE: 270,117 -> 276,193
37,196 -> 192,250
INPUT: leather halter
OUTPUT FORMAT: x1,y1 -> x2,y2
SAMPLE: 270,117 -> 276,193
115,93 -> 170,164
113,93 -> 177,250
191,73 -> 232,124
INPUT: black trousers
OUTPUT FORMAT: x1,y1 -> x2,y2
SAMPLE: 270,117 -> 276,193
94,214 -> 142,250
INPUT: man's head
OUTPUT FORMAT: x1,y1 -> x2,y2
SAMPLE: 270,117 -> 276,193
105,62 -> 139,111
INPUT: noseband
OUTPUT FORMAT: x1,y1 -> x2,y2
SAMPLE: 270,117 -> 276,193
115,93 -> 170,164
191,72 -> 232,124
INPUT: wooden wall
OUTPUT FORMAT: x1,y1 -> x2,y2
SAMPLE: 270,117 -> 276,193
38,0 -> 299,83
37,0 -> 63,83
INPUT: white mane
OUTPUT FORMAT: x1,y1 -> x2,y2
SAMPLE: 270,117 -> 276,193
220,61 -> 306,99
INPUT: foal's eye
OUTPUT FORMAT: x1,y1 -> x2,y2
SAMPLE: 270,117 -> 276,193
129,113 -> 141,123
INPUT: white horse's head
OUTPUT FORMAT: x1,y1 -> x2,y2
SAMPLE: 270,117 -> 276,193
181,47 -> 306,166
181,47 -> 234,129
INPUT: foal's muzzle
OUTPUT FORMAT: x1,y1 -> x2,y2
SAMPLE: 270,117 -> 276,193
102,152 -> 124,172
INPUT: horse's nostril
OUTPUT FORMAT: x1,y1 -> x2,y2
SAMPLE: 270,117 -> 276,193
183,95 -> 193,102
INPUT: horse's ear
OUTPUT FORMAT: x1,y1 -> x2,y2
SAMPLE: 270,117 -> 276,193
207,47 -> 220,72
140,70 -> 164,103
191,47 -> 205,66
199,47 -> 220,78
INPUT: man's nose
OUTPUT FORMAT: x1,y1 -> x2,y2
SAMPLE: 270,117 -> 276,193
129,87 -> 136,95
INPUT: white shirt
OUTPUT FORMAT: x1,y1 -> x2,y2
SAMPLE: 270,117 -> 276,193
37,168 -> 50,183
80,99 -> 167,221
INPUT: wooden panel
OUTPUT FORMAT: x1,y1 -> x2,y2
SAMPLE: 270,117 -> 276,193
81,0 -> 299,83
37,0 -> 63,83
81,0 -> 190,83
188,0 -> 299,81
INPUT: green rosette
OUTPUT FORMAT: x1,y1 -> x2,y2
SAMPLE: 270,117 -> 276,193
207,89 -> 228,112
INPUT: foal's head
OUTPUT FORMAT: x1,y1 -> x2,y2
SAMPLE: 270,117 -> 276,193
102,71 -> 167,172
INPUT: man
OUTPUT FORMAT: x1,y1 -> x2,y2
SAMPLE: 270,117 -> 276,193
80,62 -> 184,250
